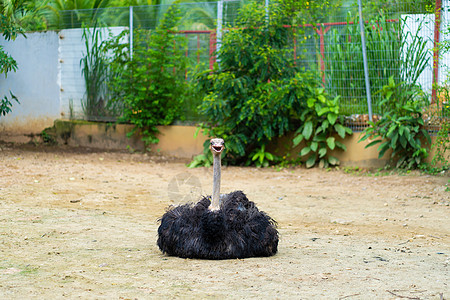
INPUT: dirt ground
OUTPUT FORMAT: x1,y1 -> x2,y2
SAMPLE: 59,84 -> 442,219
0,144 -> 448,299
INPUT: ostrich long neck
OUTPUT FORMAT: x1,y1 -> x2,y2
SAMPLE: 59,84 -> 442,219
211,152 -> 221,210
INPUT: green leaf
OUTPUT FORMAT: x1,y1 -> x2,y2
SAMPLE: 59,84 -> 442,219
334,123 -> 346,138
386,125 -> 397,138
314,134 -> 327,142
421,129 -> 431,145
306,155 -> 316,168
300,146 -> 311,156
318,147 -> 327,158
318,94 -> 326,103
390,132 -> 399,148
317,107 -> 330,116
404,127 -> 411,141
359,133 -> 372,142
319,158 -> 326,168
335,140 -> 347,151
293,134 -> 304,147
252,152 -> 260,161
378,141 -> 391,158
326,137 -> 336,150
327,113 -> 338,125
321,120 -> 330,131
399,135 -> 407,148
311,141 -> 318,152
328,156 -> 339,165
303,121 -> 313,140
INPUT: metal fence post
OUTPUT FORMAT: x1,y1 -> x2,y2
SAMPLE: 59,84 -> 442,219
216,0 -> 224,63
432,0 -> 442,103
357,0 -> 373,121
129,5 -> 133,60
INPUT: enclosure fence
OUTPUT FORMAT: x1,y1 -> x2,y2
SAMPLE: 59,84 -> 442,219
59,0 -> 450,131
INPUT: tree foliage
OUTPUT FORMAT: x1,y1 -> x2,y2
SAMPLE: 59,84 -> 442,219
0,13 -> 23,117
104,4 -> 188,146
194,0 -> 351,166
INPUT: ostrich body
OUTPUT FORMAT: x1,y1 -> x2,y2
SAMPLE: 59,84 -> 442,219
157,138 -> 278,259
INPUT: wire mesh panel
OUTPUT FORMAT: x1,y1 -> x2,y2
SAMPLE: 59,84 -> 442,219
291,1 -> 436,131
58,1 -> 447,130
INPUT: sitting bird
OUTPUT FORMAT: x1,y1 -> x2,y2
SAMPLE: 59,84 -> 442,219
157,138 -> 278,259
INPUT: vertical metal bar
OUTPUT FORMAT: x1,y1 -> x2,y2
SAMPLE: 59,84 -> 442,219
185,33 -> 189,79
357,0 -> 373,121
129,6 -> 133,60
316,27 -> 326,85
197,34 -> 201,64
209,32 -> 217,69
216,0 -> 223,61
265,0 -> 269,24
432,0 -> 442,104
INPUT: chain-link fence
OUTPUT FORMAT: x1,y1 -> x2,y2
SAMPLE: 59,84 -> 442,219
61,0 -> 449,131
296,1 -> 440,131
59,1 -> 242,29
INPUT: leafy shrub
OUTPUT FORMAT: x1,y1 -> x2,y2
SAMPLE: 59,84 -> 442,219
194,0 -> 309,165
105,5 -> 188,146
249,145 -> 276,168
193,0 -> 352,167
80,25 -> 110,120
360,76 -> 431,169
293,87 -> 352,168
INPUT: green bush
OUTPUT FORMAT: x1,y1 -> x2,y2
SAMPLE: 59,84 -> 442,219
193,0 -> 352,167
293,87 -> 352,168
194,0 -> 305,165
105,5 -> 188,146
360,76 -> 431,169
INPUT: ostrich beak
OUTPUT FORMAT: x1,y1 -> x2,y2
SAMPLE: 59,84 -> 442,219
211,145 -> 224,153
210,138 -> 225,154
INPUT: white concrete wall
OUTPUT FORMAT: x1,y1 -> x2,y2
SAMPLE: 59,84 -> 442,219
403,10 -> 450,93
0,32 -> 60,134
0,27 -> 127,140
402,14 -> 435,94
58,27 -> 127,120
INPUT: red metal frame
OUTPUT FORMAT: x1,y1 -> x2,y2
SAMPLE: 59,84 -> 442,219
178,30 -> 217,70
432,0 -> 442,103
178,16 -> 434,90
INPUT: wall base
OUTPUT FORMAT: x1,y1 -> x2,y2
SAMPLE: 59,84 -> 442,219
1,119 -> 447,169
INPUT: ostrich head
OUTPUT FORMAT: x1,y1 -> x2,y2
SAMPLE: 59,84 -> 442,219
210,138 -> 225,155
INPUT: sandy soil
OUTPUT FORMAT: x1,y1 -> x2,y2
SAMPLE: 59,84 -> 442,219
0,144 -> 448,299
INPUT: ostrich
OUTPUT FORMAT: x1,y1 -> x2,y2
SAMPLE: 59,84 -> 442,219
157,138 -> 278,259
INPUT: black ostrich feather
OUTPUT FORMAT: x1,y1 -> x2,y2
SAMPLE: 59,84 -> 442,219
157,191 -> 278,259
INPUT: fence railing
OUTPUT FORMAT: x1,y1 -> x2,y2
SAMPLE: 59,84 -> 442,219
60,1 -> 449,131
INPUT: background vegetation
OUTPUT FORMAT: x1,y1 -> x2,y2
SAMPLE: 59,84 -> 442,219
0,0 -> 447,171
192,0 -> 352,167
103,5 -> 188,146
